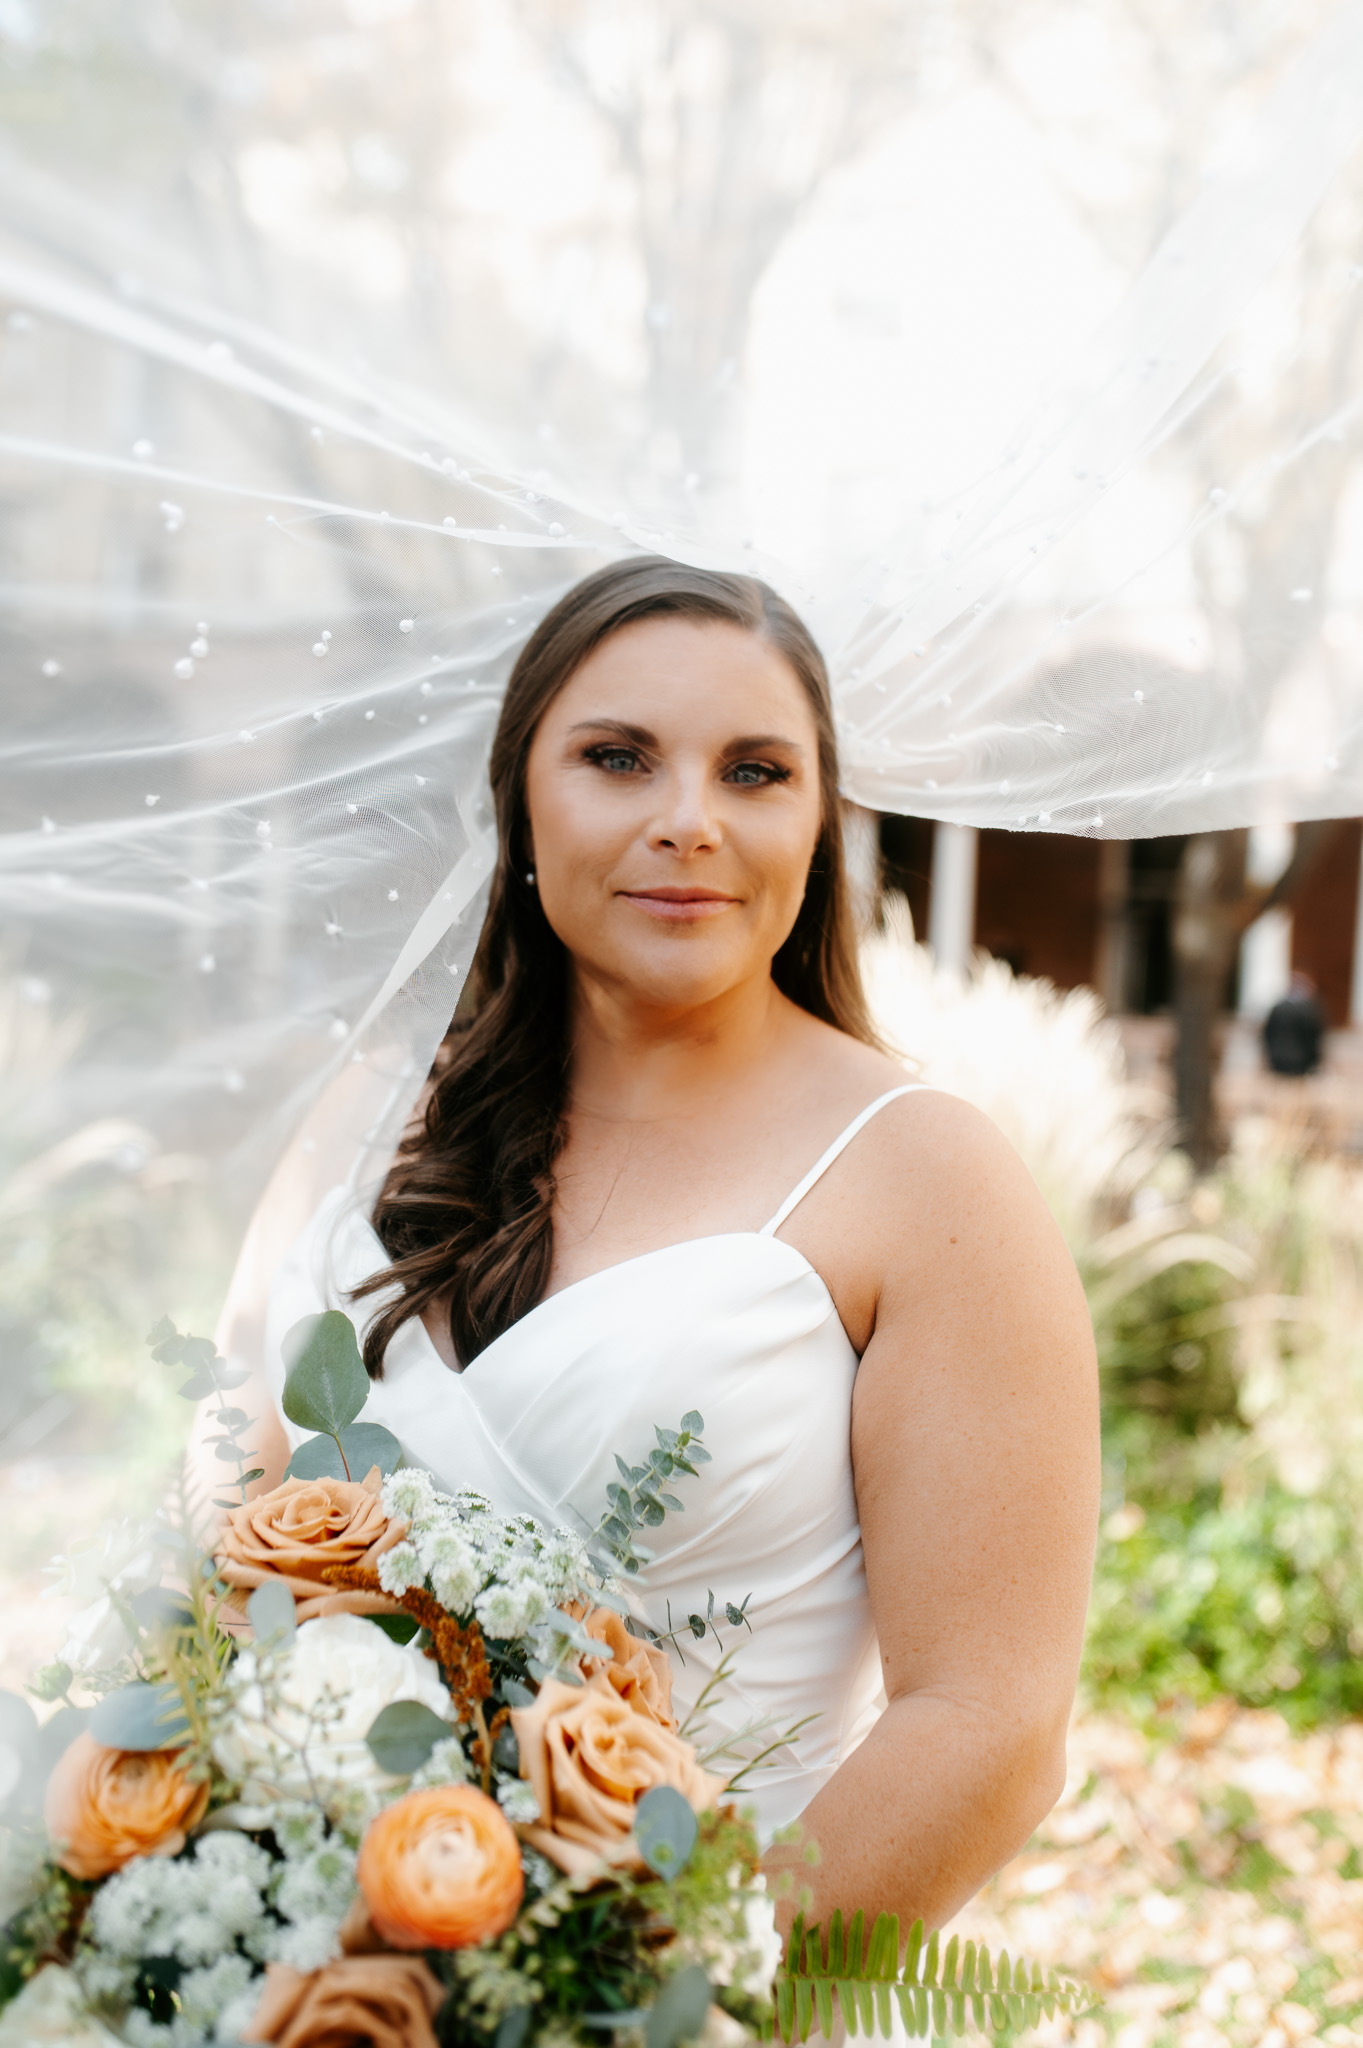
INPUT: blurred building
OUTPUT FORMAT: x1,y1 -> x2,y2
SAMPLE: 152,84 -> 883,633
880,817 -> 1363,1027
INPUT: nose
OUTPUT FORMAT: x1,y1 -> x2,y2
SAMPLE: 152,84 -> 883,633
647,761 -> 721,858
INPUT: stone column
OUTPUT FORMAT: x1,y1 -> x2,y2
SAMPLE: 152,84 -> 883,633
928,822 -> 977,973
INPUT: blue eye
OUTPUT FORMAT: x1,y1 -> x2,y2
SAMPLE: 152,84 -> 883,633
587,745 -> 642,773
726,761 -> 789,786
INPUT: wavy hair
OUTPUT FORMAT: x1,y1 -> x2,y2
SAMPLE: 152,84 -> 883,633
354,555 -> 875,1375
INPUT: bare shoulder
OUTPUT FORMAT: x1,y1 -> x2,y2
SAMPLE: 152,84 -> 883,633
852,1082 -> 1051,1214
849,1085 -> 1091,1349
781,1069 -> 1088,1357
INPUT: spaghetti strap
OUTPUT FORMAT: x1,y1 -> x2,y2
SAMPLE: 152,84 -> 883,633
759,1083 -> 928,1237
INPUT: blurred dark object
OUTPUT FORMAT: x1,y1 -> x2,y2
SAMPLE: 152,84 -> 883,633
1263,973 -> 1326,1076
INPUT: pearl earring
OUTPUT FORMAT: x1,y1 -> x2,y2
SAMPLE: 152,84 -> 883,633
525,868 -> 536,885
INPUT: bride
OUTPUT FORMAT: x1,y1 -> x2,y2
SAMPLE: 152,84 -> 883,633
208,555 -> 1098,1938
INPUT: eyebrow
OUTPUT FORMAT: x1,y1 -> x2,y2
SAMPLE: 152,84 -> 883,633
566,718 -> 805,755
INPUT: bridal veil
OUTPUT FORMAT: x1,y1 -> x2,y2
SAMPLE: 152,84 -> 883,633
5,0 -> 1363,1233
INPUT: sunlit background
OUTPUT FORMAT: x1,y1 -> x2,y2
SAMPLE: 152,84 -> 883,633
12,6 -> 1363,2039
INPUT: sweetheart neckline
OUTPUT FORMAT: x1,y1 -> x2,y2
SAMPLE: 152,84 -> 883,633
345,1207 -> 849,1383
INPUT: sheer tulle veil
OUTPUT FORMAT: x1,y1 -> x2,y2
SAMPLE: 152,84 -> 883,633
7,1 -> 1363,1264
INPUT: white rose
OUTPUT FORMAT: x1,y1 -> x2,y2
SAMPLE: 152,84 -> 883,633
49,1518 -> 165,1674
60,1595 -> 136,1676
213,1613 -> 450,1806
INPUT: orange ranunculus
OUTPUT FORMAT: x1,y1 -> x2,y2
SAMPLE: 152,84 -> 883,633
215,1466 -> 406,1624
510,1673 -> 722,1877
44,1732 -> 209,1880
580,1608 -> 677,1729
244,1955 -> 445,2048
356,1786 -> 524,1950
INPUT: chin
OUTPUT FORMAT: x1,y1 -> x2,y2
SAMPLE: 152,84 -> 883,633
609,942 -> 747,1012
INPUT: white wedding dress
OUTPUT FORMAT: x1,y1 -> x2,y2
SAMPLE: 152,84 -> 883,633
264,1084 -> 924,1840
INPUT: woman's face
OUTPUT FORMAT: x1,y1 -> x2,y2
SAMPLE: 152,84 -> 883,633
523,615 -> 824,1015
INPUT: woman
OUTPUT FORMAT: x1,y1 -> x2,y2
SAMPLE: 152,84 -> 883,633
215,556 -> 1098,1937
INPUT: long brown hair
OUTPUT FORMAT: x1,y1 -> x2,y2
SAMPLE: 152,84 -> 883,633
354,556 -> 875,1375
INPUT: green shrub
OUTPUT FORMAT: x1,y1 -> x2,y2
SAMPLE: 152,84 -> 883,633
1097,1256 -> 1241,1431
1084,1476 -> 1363,1729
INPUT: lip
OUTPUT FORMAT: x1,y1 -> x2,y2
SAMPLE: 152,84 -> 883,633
617,887 -> 740,923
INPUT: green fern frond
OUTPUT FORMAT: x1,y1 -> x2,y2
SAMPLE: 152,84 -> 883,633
767,1910 -> 1099,2041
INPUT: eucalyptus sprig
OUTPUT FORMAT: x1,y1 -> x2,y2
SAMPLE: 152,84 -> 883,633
594,1412 -> 712,1576
146,1316 -> 262,1510
771,1909 -> 1100,2043
592,1416 -> 753,1672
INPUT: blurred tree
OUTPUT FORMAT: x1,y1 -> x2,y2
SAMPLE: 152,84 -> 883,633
989,0 -> 1363,1160
1172,823 -> 1346,1166
517,0 -> 980,508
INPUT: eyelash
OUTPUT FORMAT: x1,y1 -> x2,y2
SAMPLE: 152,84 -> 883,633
582,744 -> 791,788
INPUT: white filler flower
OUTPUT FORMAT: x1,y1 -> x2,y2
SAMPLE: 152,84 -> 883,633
213,1613 -> 449,1806
704,1875 -> 784,1998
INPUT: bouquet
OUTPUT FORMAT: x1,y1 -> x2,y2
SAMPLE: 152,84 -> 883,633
0,1314 -> 1096,2048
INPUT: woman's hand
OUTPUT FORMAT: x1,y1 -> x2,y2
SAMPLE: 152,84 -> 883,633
766,1089 -> 1099,1934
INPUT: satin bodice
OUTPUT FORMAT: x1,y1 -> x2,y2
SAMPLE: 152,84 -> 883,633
263,1086 -> 923,1837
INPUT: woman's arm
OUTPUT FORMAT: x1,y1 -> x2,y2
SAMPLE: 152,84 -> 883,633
767,1093 -> 1099,1932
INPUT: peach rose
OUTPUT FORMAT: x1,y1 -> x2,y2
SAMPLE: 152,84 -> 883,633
357,1786 -> 524,1950
44,1732 -> 209,1880
244,1955 -> 445,2048
215,1467 -> 405,1623
580,1609 -> 677,1729
511,1673 -> 722,1876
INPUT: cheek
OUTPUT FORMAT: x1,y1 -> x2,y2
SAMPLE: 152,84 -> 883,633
531,786 -> 623,883
750,808 -> 822,910
524,754 -> 595,878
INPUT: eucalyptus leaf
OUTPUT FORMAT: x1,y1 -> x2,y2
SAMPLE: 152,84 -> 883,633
644,1964 -> 711,2048
494,2011 -> 533,2048
36,1705 -> 91,1777
634,1785 -> 698,1877
247,1580 -> 297,1646
0,1691 -> 41,1817
130,1588 -> 195,1635
90,1682 -> 189,1751
281,1311 -> 369,1435
680,1411 -> 704,1435
365,1699 -> 451,1775
177,1371 -> 219,1401
284,1422 -> 401,1482
368,1614 -> 420,1645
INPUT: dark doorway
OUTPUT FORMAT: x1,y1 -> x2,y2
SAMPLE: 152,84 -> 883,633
1125,838 -> 1186,1013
